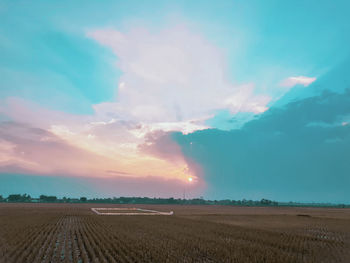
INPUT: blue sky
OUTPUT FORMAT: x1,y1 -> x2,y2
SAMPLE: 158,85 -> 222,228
0,0 -> 349,202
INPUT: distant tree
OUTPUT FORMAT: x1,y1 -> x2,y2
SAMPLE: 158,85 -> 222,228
260,198 -> 273,206
7,194 -> 31,202
47,196 -> 57,202
8,194 -> 21,202
39,195 -> 57,202
23,194 -> 31,202
80,197 -> 87,202
0,195 -> 4,202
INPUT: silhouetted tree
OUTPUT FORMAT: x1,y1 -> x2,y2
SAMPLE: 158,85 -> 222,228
7,194 -> 31,202
39,195 -> 57,202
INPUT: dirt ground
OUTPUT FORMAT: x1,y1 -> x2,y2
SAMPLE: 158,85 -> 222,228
0,203 -> 349,262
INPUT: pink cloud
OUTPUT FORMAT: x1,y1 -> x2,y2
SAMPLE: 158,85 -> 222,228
0,121 -> 206,196
138,130 -> 205,186
139,130 -> 184,163
0,122 -> 117,176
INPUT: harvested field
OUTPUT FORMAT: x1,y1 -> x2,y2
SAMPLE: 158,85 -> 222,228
0,203 -> 349,262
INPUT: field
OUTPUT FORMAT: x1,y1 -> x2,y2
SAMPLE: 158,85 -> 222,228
0,204 -> 349,262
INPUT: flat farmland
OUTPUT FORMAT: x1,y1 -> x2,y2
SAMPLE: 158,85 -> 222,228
0,204 -> 349,262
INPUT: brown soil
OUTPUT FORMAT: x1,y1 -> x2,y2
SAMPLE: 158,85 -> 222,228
0,203 -> 349,262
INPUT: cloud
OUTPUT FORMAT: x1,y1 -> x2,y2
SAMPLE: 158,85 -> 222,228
0,121 -> 119,176
0,100 -> 198,183
139,130 -> 184,164
0,24 -> 272,196
87,25 -> 270,125
139,129 -> 205,186
280,76 -> 316,87
0,120 -> 206,197
173,87 -> 350,203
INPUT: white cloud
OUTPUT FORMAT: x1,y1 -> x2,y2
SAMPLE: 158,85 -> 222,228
224,83 -> 270,114
87,25 -> 270,126
280,76 -> 316,87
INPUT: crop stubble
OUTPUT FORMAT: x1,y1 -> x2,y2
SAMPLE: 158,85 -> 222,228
0,203 -> 349,262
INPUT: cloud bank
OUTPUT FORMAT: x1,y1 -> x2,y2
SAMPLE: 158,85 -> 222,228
173,85 -> 350,202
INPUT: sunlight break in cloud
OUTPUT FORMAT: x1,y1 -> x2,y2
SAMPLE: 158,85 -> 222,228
280,76 -> 316,87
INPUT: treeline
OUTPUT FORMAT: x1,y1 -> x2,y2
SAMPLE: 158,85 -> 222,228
0,194 -> 277,206
0,194 -> 349,208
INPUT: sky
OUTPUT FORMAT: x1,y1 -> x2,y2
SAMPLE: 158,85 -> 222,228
1,0 -> 350,202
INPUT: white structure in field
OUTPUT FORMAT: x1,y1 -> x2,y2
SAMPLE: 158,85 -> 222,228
91,207 -> 174,215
